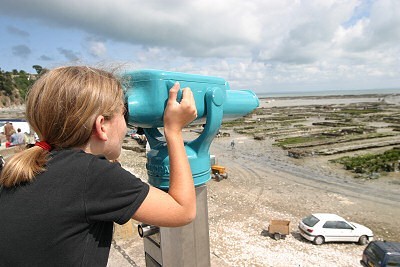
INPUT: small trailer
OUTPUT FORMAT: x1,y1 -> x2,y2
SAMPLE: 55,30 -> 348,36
268,220 -> 290,240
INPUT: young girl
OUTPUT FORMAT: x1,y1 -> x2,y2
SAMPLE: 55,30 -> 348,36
0,66 -> 197,266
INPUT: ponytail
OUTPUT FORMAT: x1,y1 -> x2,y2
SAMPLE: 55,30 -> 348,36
0,147 -> 49,187
0,65 -> 124,188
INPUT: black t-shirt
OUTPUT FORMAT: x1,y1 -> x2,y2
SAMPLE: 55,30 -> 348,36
0,149 -> 150,266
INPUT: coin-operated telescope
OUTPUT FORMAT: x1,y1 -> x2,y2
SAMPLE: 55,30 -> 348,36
124,70 -> 259,188
123,70 -> 259,267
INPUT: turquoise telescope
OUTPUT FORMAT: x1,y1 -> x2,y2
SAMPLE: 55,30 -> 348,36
123,70 -> 259,189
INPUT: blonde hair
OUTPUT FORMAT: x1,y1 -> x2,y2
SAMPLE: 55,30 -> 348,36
0,66 -> 124,187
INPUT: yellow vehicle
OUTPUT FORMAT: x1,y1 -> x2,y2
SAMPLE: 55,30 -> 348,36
211,165 -> 228,181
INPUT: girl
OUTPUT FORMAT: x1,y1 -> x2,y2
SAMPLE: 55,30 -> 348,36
0,66 -> 197,266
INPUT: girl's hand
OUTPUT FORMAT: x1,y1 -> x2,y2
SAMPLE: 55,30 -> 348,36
133,82 -> 197,226
163,82 -> 197,133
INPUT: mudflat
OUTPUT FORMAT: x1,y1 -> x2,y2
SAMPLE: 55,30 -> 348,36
110,93 -> 400,266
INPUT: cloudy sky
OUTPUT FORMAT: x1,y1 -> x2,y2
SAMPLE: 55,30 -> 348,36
0,0 -> 399,93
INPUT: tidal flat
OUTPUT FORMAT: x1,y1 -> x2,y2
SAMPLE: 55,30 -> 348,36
111,92 -> 400,266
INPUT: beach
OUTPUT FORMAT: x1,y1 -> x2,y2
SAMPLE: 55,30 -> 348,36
107,93 -> 400,267
0,94 -> 398,266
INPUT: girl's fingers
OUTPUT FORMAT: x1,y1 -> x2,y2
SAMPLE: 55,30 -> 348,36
168,82 -> 180,103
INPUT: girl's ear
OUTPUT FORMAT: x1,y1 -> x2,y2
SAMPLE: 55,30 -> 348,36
93,115 -> 108,141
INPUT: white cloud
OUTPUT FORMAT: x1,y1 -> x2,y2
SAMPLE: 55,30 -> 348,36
1,0 -> 399,92
83,36 -> 107,57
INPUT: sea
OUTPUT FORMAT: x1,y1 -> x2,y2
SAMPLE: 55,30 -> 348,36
256,88 -> 400,98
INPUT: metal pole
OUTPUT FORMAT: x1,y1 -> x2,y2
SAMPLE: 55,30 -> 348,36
141,185 -> 210,267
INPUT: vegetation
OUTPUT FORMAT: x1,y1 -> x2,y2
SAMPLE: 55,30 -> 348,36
331,147 -> 400,178
339,108 -> 381,115
0,65 -> 46,106
277,132 -> 399,149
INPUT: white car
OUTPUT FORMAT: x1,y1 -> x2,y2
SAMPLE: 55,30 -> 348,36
298,213 -> 373,245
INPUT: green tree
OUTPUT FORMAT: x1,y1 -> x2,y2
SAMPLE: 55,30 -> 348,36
14,71 -> 33,99
0,72 -> 14,95
32,65 -> 43,74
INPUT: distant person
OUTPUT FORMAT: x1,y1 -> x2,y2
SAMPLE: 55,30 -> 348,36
10,128 -> 25,146
10,132 -> 16,146
16,128 -> 25,145
231,139 -> 235,149
4,122 -> 15,142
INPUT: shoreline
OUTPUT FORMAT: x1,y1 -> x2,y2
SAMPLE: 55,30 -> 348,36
256,89 -> 400,99
258,93 -> 398,101
258,93 -> 400,108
